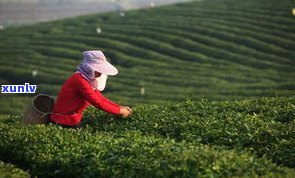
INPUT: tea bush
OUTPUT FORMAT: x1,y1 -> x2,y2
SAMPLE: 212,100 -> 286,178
0,0 -> 294,103
0,97 -> 294,177
0,123 -> 294,178
82,97 -> 295,168
0,0 -> 294,176
0,161 -> 30,178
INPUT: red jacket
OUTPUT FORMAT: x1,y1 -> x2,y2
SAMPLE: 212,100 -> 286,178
49,72 -> 121,126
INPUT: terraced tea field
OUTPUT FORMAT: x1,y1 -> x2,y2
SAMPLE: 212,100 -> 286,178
0,0 -> 294,177
0,0 -> 294,112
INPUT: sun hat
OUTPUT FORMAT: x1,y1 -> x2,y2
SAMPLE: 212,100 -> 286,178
77,50 -> 118,91
82,50 -> 118,76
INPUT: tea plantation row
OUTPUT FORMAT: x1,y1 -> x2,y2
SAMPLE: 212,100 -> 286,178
0,161 -> 30,178
0,97 -> 294,177
0,0 -> 294,106
82,96 -> 295,168
0,0 -> 294,176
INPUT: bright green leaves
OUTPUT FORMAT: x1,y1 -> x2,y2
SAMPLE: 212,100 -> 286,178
0,97 -> 294,177
0,123 -> 294,178
0,161 -> 30,178
82,97 -> 295,169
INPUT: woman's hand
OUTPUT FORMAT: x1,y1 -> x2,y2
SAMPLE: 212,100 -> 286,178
120,106 -> 132,118
124,106 -> 132,116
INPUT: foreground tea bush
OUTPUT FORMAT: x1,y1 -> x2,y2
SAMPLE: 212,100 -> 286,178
0,123 -> 294,178
0,161 -> 30,178
83,97 -> 295,168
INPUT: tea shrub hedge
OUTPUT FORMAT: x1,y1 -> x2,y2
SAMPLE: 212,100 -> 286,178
0,124 -> 294,178
0,0 -> 294,104
0,97 -> 294,177
82,97 -> 295,168
0,161 -> 30,178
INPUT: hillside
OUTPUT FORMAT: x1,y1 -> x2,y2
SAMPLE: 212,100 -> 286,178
0,0 -> 295,176
0,0 -> 295,115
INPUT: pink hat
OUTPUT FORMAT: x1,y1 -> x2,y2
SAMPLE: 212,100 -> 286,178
83,50 -> 118,76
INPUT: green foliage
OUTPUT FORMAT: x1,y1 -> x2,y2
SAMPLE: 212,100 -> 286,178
0,97 -> 294,177
0,0 -> 294,103
0,123 -> 294,178
0,0 -> 294,176
0,161 -> 30,178
82,97 -> 295,168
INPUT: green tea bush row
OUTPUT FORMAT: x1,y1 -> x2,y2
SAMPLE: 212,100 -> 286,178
132,23 -> 293,65
0,123 -> 294,178
103,25 -> 284,70
116,12 -> 293,54
83,97 -> 295,168
0,161 -> 30,178
163,0 -> 295,38
102,23 -> 293,73
138,15 -> 292,60
123,15 -> 293,59
104,32 -> 216,64
1,0 -> 294,104
31,45 -> 80,60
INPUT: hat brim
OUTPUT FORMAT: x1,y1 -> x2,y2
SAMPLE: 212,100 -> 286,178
96,74 -> 108,91
92,60 -> 118,76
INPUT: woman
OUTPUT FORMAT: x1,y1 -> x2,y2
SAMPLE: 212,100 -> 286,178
48,50 -> 132,128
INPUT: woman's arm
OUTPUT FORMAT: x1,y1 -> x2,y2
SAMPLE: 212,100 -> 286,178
76,77 -> 121,115
94,90 -> 132,118
94,90 -> 120,107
